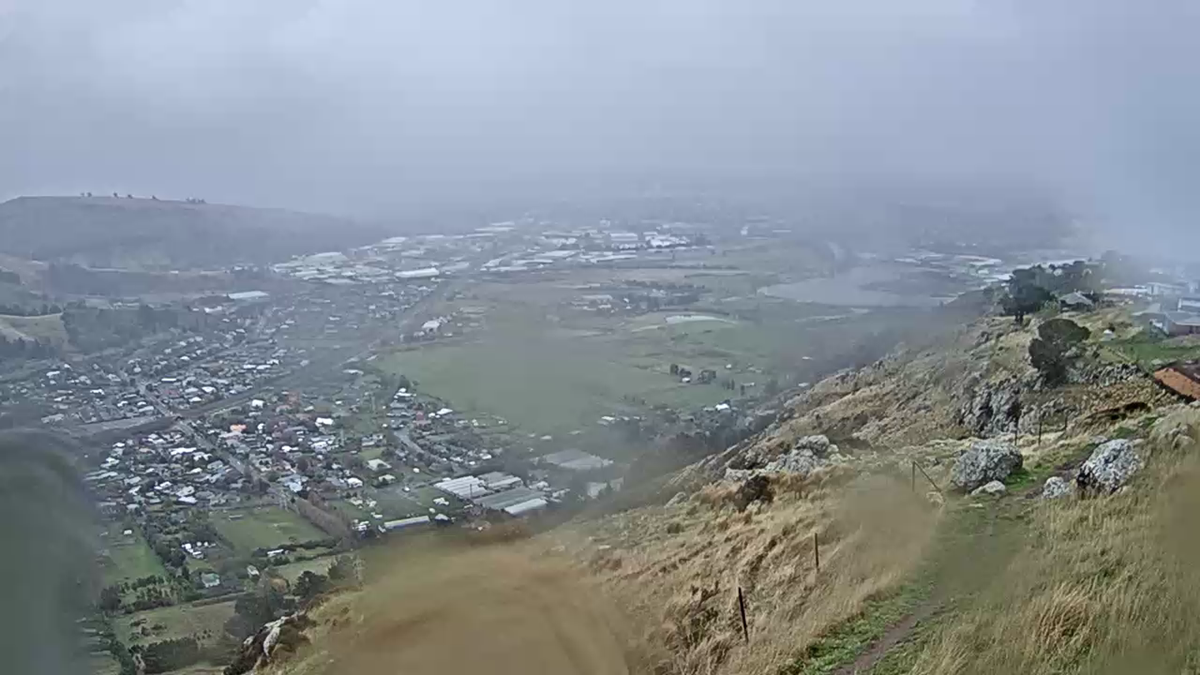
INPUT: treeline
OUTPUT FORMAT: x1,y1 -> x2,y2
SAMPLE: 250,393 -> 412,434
293,494 -> 353,539
45,262 -> 229,296
252,536 -> 341,556
99,575 -> 177,614
137,636 -> 201,674
999,260 -> 1103,322
0,335 -> 55,361
141,510 -> 219,574
63,303 -> 214,353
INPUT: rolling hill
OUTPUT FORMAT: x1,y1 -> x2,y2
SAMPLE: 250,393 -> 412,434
0,196 -> 392,269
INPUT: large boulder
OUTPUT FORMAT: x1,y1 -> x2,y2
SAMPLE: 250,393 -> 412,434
225,613 -> 314,675
760,434 -> 840,476
1077,439 -> 1142,494
793,434 -> 835,457
732,474 -> 773,512
951,440 -> 1024,492
959,378 -> 1022,437
765,450 -> 822,476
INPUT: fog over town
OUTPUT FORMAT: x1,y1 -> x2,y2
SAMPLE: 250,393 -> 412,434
5,3 -> 1200,675
5,0 -> 1200,253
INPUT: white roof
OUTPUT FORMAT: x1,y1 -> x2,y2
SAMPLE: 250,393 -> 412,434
227,290 -> 270,301
382,515 -> 431,530
479,471 -> 522,490
504,497 -> 549,516
396,267 -> 440,279
435,475 -> 489,499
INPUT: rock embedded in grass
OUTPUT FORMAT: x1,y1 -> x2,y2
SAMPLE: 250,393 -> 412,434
1076,438 -> 1143,494
1041,476 -> 1072,499
970,480 -> 1007,497
950,439 -> 1024,492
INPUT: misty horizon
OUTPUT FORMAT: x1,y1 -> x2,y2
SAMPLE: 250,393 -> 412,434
4,0 -> 1200,255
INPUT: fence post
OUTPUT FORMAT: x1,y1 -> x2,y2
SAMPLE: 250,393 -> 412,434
911,461 -> 916,493
914,462 -> 944,496
813,533 -> 820,573
737,587 -> 749,643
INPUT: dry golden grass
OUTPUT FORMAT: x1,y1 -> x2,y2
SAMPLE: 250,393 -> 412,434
267,469 -> 940,675
565,467 -> 940,675
909,415 -> 1200,674
0,313 -> 67,346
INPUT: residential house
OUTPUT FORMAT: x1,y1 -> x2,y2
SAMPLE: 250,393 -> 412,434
365,458 -> 393,473
1164,312 -> 1200,337
1179,297 -> 1200,313
1059,291 -> 1096,311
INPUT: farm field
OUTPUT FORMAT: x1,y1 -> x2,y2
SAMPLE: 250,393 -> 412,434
330,483 -> 445,524
213,507 -> 327,555
270,556 -> 339,584
382,260 -> 911,439
100,531 -> 170,585
379,337 -> 729,437
1108,334 -> 1200,369
116,600 -> 236,649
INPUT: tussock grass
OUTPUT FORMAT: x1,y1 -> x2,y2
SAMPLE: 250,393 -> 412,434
579,468 -> 940,675
909,416 -> 1200,674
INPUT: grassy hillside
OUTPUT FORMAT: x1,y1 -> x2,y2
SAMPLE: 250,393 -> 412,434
0,313 -> 67,346
0,196 -> 390,269
239,310 -> 1200,675
878,411 -> 1200,675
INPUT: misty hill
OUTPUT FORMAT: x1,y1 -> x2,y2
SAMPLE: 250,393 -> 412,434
0,196 -> 391,269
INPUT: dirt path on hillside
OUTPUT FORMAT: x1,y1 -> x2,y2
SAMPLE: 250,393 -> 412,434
831,479 -> 1047,674
832,601 -> 937,675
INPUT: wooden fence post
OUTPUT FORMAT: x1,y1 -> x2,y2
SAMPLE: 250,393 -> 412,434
914,462 -> 944,496
813,533 -> 820,573
737,587 -> 749,643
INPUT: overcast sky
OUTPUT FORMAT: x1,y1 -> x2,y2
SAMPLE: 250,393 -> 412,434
2,0 -> 1199,249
